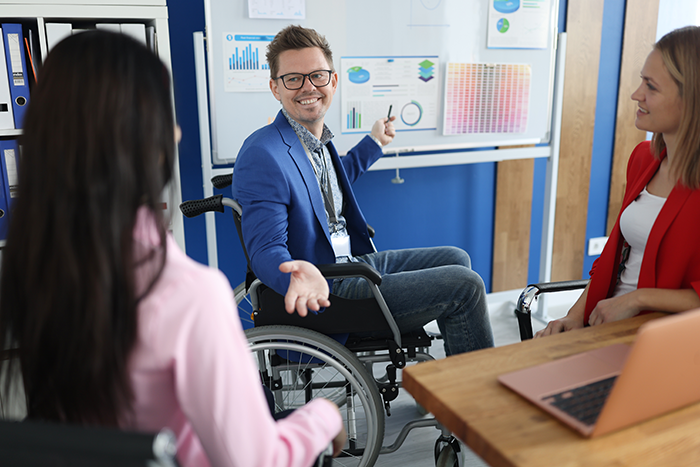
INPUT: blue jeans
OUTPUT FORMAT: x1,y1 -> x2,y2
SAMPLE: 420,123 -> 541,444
332,246 -> 494,356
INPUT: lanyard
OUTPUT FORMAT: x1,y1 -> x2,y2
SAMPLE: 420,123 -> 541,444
311,146 -> 338,226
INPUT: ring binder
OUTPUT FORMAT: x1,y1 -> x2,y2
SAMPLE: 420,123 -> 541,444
0,138 -> 17,240
2,24 -> 30,129
0,29 -> 15,130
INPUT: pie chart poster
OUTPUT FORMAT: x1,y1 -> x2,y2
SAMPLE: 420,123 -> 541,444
340,56 -> 439,134
487,0 -> 553,49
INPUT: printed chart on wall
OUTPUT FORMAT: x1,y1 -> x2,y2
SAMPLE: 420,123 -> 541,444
487,0 -> 553,49
443,63 -> 531,135
339,56 -> 439,134
222,33 -> 273,92
247,0 -> 305,19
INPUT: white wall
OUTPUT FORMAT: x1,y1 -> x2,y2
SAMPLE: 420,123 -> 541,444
656,0 -> 699,40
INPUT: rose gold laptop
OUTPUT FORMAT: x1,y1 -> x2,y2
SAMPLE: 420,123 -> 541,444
498,308 -> 700,437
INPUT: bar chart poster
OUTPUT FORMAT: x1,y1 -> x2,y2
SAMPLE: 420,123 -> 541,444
443,63 -> 531,135
339,56 -> 438,134
223,33 -> 274,92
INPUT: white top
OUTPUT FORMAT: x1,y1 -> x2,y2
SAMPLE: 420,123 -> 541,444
613,187 -> 667,297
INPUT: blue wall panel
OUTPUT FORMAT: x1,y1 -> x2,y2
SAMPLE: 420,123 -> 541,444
583,0 -> 626,277
168,0 -> 208,267
352,163 -> 496,292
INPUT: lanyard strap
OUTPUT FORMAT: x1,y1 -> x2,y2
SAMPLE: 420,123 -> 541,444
312,146 -> 338,226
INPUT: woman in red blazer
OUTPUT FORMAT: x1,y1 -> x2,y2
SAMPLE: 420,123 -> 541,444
537,26 -> 700,337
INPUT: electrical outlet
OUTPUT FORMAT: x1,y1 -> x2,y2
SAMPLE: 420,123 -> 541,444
588,236 -> 608,256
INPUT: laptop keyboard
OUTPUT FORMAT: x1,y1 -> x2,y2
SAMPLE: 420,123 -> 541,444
542,376 -> 618,426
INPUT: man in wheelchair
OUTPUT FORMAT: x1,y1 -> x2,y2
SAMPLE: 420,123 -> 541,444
232,25 -> 494,357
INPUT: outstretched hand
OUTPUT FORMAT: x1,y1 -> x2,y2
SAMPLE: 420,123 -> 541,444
371,116 -> 396,146
280,260 -> 331,317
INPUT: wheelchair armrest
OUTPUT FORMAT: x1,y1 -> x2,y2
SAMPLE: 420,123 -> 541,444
316,263 -> 382,285
525,279 -> 590,295
515,279 -> 588,340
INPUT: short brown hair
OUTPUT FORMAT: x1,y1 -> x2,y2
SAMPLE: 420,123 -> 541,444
266,25 -> 334,79
651,26 -> 700,189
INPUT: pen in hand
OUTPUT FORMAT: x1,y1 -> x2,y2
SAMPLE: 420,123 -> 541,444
387,105 -> 392,121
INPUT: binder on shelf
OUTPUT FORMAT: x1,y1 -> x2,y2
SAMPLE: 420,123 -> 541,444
146,26 -> 157,53
26,27 -> 39,77
0,138 -> 17,240
96,23 -> 121,33
0,138 -> 18,207
0,29 -> 15,130
2,24 -> 30,129
0,144 -> 8,241
120,23 -> 147,46
24,34 -> 37,86
45,23 -> 72,52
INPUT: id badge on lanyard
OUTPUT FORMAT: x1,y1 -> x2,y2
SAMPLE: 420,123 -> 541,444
331,234 -> 351,258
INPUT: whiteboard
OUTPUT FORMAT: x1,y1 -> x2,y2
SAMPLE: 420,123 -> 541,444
203,0 -> 559,164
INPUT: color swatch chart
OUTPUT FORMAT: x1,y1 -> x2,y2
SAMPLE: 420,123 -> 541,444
443,63 -> 530,135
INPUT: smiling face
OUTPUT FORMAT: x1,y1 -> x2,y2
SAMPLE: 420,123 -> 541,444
270,47 -> 338,139
631,49 -> 683,140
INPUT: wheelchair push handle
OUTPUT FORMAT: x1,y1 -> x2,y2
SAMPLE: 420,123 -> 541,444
179,194 -> 225,218
211,173 -> 233,190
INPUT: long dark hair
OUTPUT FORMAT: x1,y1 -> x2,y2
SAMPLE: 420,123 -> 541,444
0,30 -> 175,425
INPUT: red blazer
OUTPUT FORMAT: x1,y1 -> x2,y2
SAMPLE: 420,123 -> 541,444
584,141 -> 700,323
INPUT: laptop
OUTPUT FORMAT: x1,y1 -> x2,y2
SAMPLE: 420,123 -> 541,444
498,308 -> 700,437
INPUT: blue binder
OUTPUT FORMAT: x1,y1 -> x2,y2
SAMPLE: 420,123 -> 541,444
0,137 -> 18,204
2,24 -> 30,129
0,139 -> 16,240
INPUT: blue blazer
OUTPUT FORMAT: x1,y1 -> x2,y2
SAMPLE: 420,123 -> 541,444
232,111 -> 383,296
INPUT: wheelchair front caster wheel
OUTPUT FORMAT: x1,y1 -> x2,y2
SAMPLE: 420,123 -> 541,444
434,435 -> 461,467
436,446 -> 458,467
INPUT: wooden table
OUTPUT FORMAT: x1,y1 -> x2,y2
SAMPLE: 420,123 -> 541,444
403,313 -> 700,467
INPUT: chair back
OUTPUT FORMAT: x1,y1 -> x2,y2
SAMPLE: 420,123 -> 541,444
0,419 -> 179,466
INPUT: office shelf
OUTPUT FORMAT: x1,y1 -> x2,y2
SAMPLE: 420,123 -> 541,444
0,1 -> 185,250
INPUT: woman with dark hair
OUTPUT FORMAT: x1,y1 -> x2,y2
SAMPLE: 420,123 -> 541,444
537,26 -> 700,337
0,30 -> 342,466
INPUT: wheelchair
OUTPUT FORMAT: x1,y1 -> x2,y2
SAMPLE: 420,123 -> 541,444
514,279 -> 589,340
180,173 -> 462,467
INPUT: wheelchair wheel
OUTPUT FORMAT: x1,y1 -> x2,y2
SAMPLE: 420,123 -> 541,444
234,281 -> 255,329
246,325 -> 385,467
434,435 -> 461,467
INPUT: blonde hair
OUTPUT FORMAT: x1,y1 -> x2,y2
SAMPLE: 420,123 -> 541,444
651,26 -> 700,189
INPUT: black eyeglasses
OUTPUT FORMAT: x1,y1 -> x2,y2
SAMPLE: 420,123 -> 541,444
273,70 -> 333,90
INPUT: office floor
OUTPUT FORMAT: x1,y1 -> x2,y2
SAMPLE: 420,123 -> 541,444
369,293 -> 578,467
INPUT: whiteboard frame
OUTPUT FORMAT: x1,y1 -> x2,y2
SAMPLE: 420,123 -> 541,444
202,0 -> 560,165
